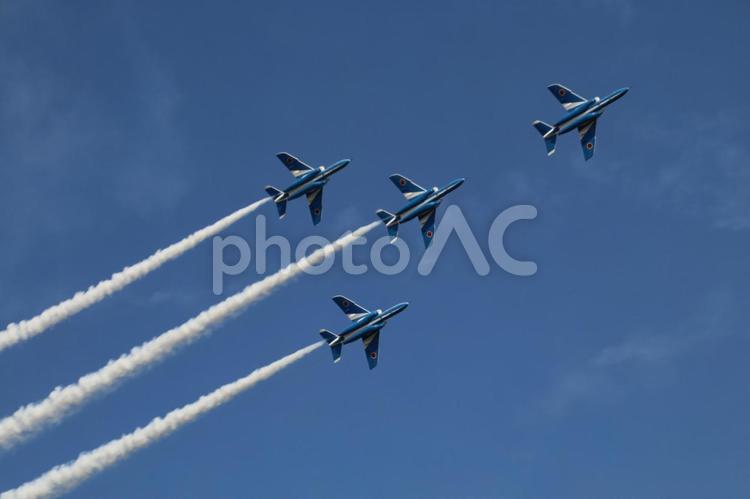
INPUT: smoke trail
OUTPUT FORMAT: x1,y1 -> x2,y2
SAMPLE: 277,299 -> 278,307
1,342 -> 323,499
0,222 -> 378,451
0,198 -> 271,353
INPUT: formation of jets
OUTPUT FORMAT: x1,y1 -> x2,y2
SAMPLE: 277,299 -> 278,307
264,83 -> 628,369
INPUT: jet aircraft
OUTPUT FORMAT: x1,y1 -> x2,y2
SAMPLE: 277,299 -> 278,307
532,84 -> 629,160
319,295 -> 409,370
376,175 -> 465,247
264,152 -> 350,225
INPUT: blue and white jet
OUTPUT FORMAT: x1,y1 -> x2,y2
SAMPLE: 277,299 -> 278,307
264,152 -> 350,225
375,175 -> 465,247
319,295 -> 409,370
532,84 -> 629,160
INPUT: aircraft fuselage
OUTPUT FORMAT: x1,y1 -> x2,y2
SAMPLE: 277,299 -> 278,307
330,302 -> 409,345
551,87 -> 629,136
389,179 -> 465,226
277,159 -> 350,201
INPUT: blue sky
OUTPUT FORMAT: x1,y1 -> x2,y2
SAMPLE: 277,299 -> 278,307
1,1 -> 749,497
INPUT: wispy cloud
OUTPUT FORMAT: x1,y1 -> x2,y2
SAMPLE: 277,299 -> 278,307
576,0 -> 635,26
635,112 -> 750,231
541,289 -> 739,416
0,5 -> 190,270
0,53 -> 100,253
572,110 -> 750,231
107,31 -> 191,217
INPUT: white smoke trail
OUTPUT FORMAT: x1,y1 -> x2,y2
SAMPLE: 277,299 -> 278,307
0,198 -> 271,353
0,221 -> 378,451
1,342 -> 323,499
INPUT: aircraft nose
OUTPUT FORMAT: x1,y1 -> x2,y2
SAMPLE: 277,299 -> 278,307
447,178 -> 465,191
328,159 -> 350,171
394,302 -> 409,313
619,87 -> 630,96
445,178 -> 464,189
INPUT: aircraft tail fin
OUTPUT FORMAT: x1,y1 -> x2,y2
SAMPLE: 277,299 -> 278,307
532,121 -> 557,156
376,209 -> 399,241
319,329 -> 342,363
264,186 -> 287,218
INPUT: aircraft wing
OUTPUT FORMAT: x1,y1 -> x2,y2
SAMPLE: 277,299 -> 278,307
418,208 -> 437,248
276,152 -> 314,178
547,84 -> 587,111
578,119 -> 597,161
362,331 -> 380,370
306,188 -> 323,225
332,295 -> 370,321
389,174 -> 427,200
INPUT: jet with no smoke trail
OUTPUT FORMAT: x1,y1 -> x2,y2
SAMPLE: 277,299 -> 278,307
264,152 -> 350,225
376,174 -> 465,247
319,295 -> 409,370
532,84 -> 629,160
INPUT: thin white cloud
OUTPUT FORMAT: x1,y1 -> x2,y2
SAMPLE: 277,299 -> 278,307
571,110 -> 750,231
541,289 -> 739,416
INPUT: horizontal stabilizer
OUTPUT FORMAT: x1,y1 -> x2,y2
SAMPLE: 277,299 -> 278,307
533,120 -> 554,136
264,185 -> 283,200
265,186 -> 287,218
320,329 -> 342,363
544,135 -> 557,156
532,122 -> 557,156
319,329 -> 339,343
376,209 -> 399,241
